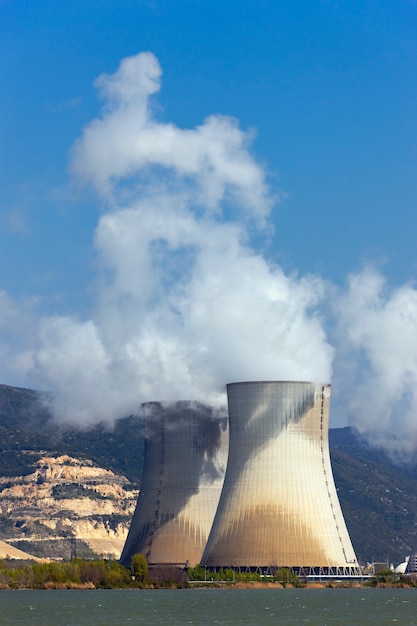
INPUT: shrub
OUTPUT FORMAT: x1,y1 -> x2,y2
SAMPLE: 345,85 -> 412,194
130,553 -> 149,585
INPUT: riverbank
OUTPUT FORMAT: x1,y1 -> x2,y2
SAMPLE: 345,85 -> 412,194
1,557 -> 416,590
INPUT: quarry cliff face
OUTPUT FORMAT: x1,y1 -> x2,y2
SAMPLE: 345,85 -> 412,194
0,455 -> 138,559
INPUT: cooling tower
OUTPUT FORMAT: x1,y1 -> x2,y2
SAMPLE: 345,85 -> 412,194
120,401 -> 228,568
202,381 -> 361,577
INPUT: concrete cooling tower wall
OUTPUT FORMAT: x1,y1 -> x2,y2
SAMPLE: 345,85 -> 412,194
120,401 -> 228,568
201,381 -> 361,577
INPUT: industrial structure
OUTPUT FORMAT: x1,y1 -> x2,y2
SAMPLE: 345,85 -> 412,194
120,401 -> 228,568
405,553 -> 417,574
201,381 -> 361,577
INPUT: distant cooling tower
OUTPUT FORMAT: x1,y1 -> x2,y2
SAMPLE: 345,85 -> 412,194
120,401 -> 228,568
202,381 -> 361,577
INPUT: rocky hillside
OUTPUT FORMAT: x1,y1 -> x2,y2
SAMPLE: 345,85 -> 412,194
0,453 -> 138,559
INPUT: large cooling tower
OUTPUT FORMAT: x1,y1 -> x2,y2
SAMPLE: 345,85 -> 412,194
202,381 -> 361,576
120,401 -> 228,568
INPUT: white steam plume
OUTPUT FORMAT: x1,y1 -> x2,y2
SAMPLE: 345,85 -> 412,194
332,267 -> 417,456
70,52 -> 271,220
2,51 -> 416,458
31,52 -> 333,424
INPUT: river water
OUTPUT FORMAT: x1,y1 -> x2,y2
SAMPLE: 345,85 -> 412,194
1,588 -> 416,625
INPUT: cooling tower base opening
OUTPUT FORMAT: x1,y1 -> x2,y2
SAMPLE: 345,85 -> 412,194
203,565 -> 362,578
202,565 -> 363,579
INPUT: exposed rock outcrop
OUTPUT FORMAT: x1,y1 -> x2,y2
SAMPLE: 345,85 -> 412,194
0,455 -> 138,559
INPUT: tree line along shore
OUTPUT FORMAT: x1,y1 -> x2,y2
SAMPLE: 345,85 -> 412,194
1,556 -> 417,590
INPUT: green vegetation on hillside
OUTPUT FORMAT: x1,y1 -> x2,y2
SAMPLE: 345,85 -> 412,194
330,428 -> 417,564
0,385 -> 144,485
51,483 -> 108,500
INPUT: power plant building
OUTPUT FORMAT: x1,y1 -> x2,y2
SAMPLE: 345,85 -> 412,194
202,381 -> 360,576
120,401 -> 228,568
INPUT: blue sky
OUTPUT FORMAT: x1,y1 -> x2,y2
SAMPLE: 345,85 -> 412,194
1,1 -> 417,446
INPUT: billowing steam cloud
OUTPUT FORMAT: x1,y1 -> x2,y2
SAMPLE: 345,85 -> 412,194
2,51 -> 415,459
71,52 -> 271,220
332,268 -> 417,456
30,52 -> 333,423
